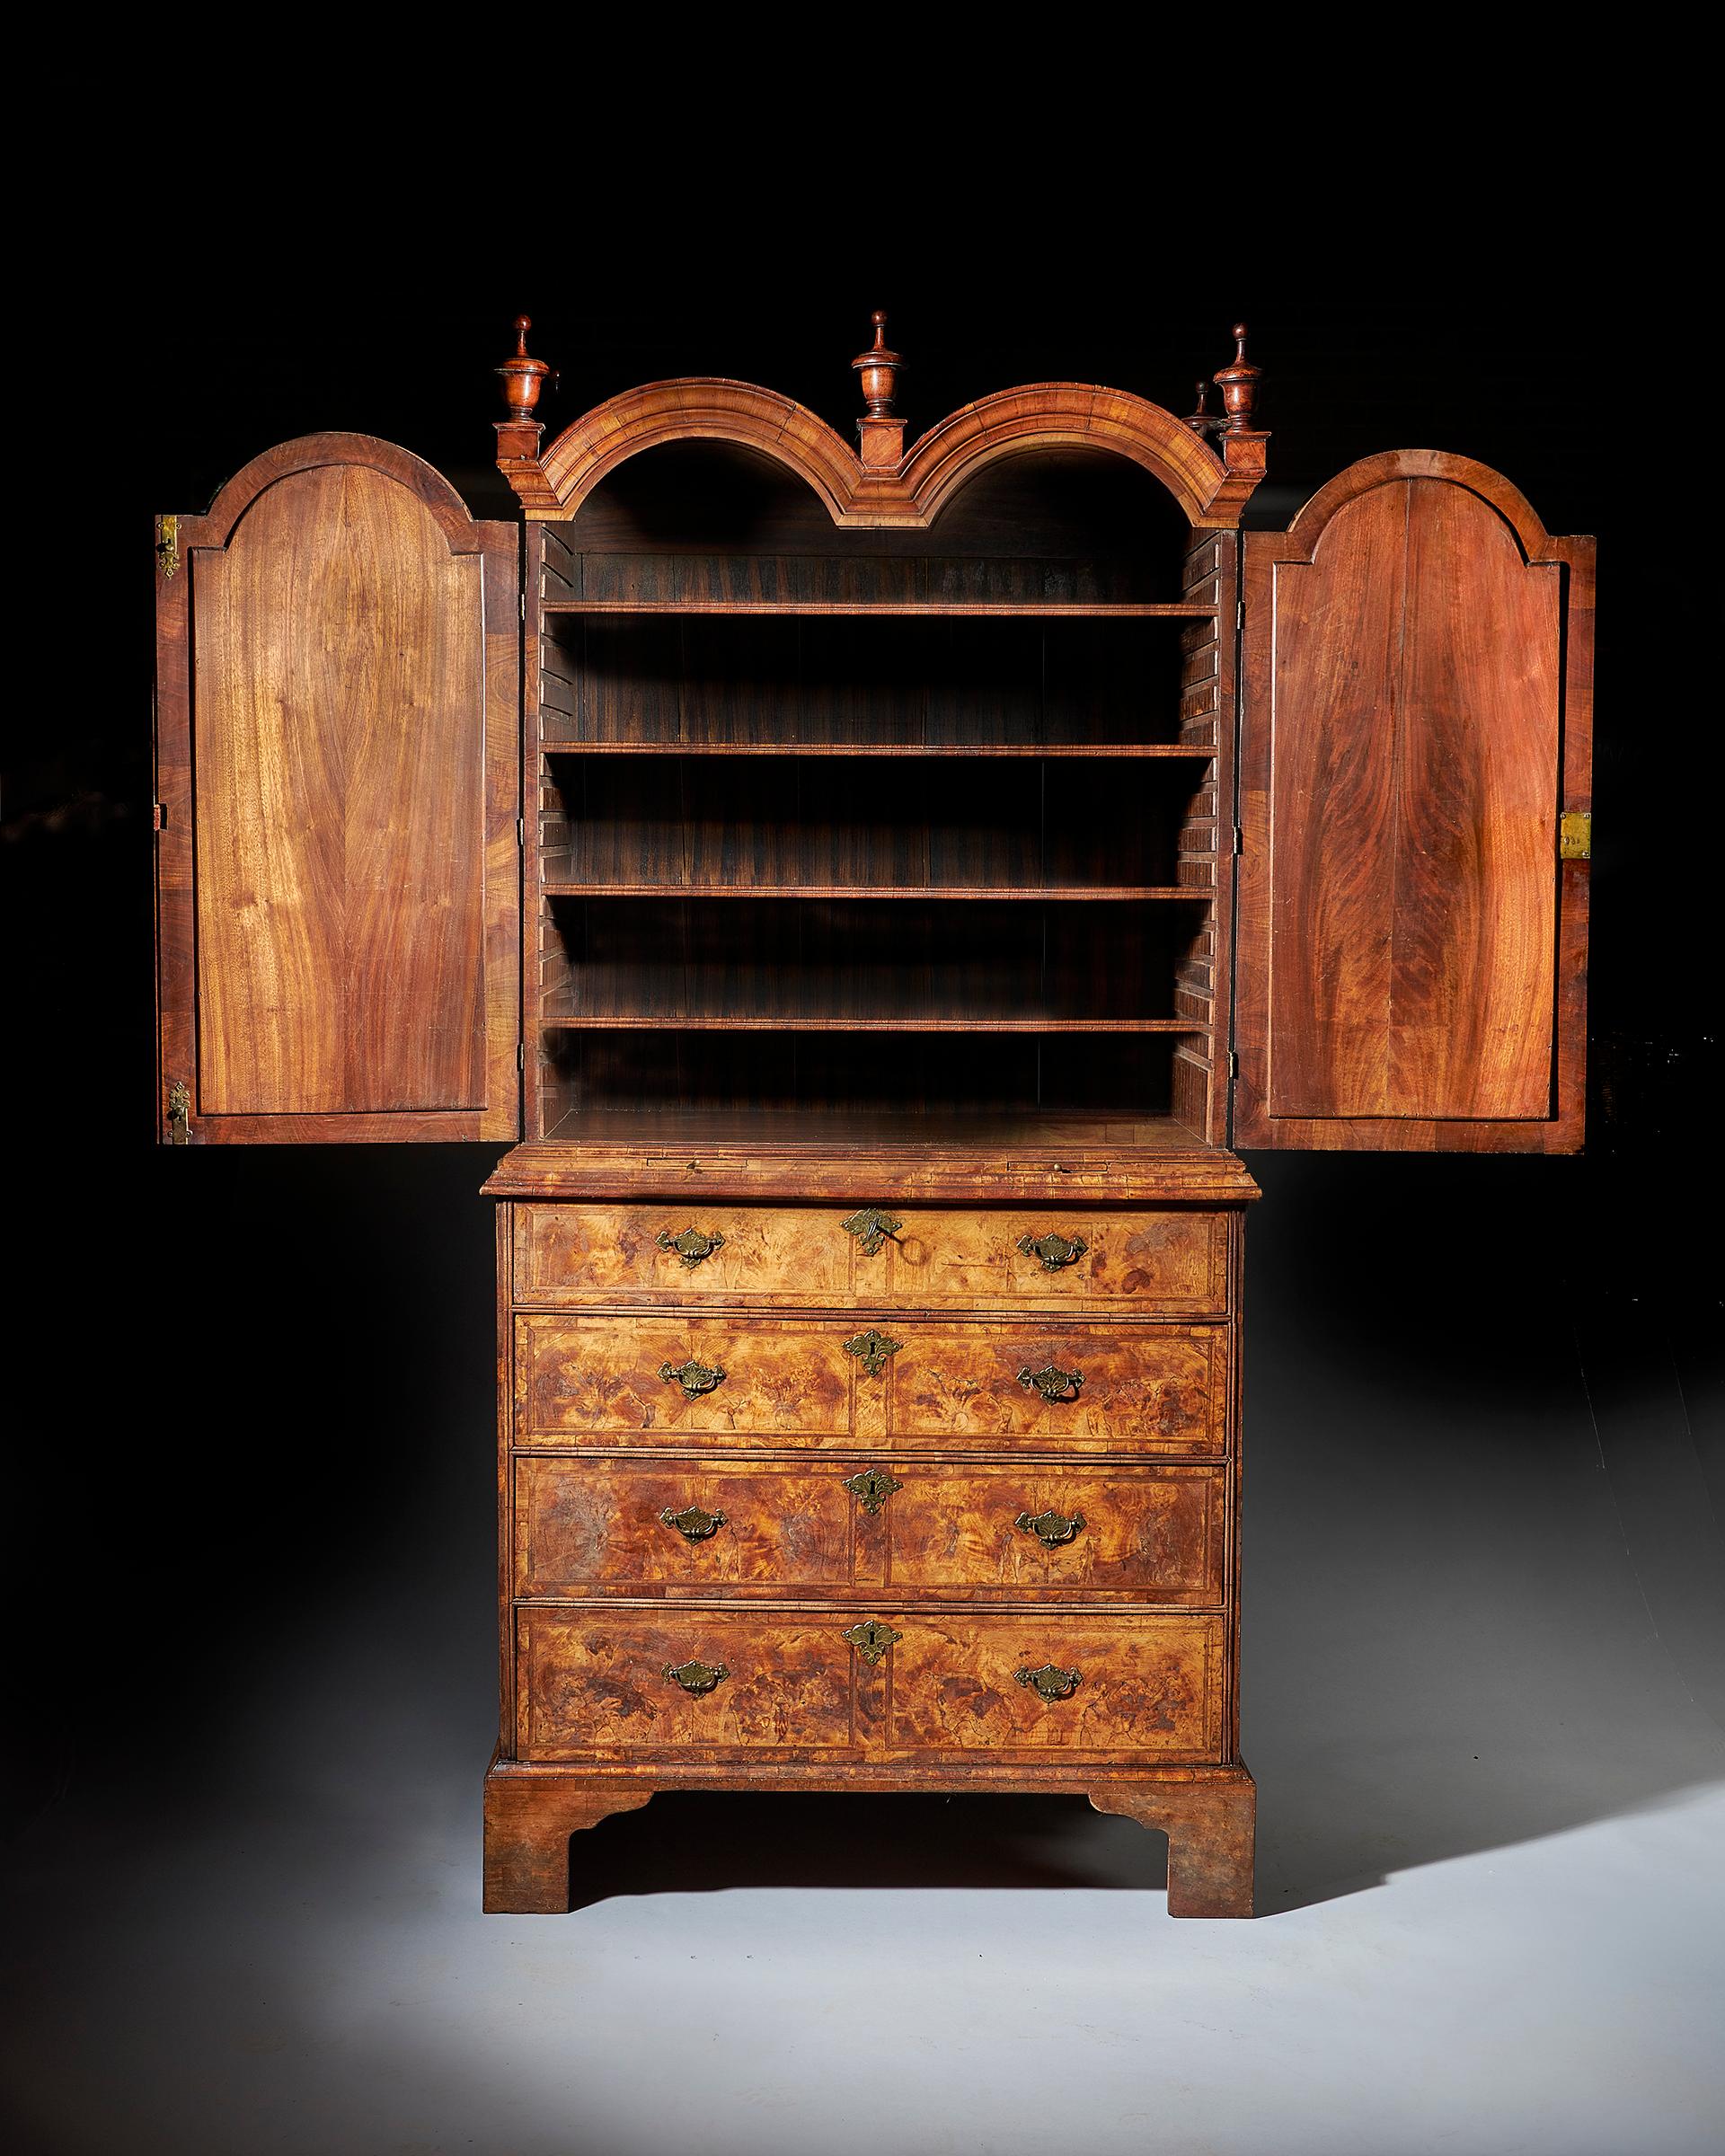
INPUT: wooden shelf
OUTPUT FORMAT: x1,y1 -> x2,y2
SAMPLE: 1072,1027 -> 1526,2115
544,600 -> 1215,618
544,741 -> 1216,758
536,1015 -> 1208,1033
526,1103 -> 1220,1156
541,884 -> 1212,901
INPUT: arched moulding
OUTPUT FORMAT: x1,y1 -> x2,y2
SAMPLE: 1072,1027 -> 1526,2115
185,431 -> 498,554
1278,447 -> 1569,564
523,377 -> 1264,529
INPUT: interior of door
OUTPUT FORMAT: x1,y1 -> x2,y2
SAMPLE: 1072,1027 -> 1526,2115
155,434 -> 521,1144
1232,450 -> 1592,1153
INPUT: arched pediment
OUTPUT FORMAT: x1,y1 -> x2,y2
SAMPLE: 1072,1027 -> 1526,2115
523,376 -> 1264,529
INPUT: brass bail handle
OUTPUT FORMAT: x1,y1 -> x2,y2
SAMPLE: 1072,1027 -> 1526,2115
1015,1507 -> 1085,1549
664,1658 -> 729,1697
1015,1663 -> 1084,1701
1017,1363 -> 1084,1403
659,1358 -> 727,1399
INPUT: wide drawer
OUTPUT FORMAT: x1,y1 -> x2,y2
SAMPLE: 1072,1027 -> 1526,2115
514,1455 -> 1227,1604
515,1606 -> 1225,1761
512,1202 -> 1229,1316
515,1314 -> 1229,1454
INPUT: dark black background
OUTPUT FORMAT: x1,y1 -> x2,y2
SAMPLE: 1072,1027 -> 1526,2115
5,216 -> 1719,1845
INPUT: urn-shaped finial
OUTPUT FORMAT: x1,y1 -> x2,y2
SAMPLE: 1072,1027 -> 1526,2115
852,310 -> 904,418
1212,322 -> 1262,436
495,313 -> 553,421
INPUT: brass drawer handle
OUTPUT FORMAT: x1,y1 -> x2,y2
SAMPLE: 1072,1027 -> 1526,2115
1016,1663 -> 1084,1701
659,1503 -> 727,1542
1017,1363 -> 1084,1403
1017,1231 -> 1088,1272
842,1618 -> 903,1666
659,1357 -> 727,1399
664,1657 -> 729,1696
842,1207 -> 902,1257
844,1327 -> 902,1378
1015,1507 -> 1085,1549
656,1226 -> 726,1268
842,1466 -> 902,1515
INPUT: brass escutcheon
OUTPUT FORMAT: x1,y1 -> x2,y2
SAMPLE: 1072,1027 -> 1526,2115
842,1618 -> 902,1666
664,1658 -> 729,1696
841,1207 -> 902,1257
1015,1663 -> 1084,1701
844,1327 -> 903,1379
659,1503 -> 727,1542
842,1467 -> 903,1515
1015,1507 -> 1085,1549
1017,1231 -> 1088,1272
659,1357 -> 727,1399
1017,1363 -> 1084,1403
656,1226 -> 726,1268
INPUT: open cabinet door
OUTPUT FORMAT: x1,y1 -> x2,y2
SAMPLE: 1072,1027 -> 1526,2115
155,436 -> 521,1144
1233,451 -> 1592,1152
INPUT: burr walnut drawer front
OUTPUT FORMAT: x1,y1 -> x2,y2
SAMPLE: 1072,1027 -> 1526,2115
514,1456 -> 1227,1604
514,1315 -> 1228,1454
512,1203 -> 1228,1315
515,1607 -> 1225,1761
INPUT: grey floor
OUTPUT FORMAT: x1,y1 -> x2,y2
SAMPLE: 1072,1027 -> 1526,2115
5,1162 -> 1723,2156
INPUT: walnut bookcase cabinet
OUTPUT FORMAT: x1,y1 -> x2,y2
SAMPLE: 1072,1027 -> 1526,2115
152,315 -> 1594,1918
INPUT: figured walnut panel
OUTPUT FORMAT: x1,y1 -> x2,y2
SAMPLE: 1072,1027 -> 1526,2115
516,1457 -> 855,1596
515,1314 -> 1228,1454
514,1606 -> 1224,1761
518,1607 -> 857,1755
513,1203 -> 1227,1314
512,1456 -> 1225,1604
884,1613 -> 1224,1756
190,464 -> 489,1115
1236,453 -> 1591,1151
884,1462 -> 1225,1602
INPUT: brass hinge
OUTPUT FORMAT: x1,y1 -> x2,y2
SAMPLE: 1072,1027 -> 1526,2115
167,1079 -> 191,1144
1560,811 -> 1592,861
1233,824 -> 1244,855
156,515 -> 180,580
152,800 -> 165,832
518,1042 -> 526,1072
517,817 -> 526,848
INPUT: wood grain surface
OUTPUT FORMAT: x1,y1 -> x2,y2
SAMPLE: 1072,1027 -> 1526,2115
1234,451 -> 1592,1151
514,1314 -> 1230,1453
514,1606 -> 1225,1761
513,1456 -> 1226,1603
512,1202 -> 1227,1314
155,434 -> 521,1143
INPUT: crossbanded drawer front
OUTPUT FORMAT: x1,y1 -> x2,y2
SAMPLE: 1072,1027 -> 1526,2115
515,1315 -> 1228,1453
513,1456 -> 1226,1604
512,1203 -> 1228,1316
518,1609 -> 856,1754
514,1607 -> 1225,1762
882,1613 -> 1224,1756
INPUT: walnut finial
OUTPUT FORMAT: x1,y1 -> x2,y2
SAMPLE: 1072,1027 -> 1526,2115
495,313 -> 553,422
1213,321 -> 1262,437
852,309 -> 904,418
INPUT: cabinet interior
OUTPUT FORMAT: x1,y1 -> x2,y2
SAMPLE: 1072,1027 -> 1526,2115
527,442 -> 1231,1145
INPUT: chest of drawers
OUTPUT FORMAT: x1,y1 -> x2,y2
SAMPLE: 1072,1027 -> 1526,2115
482,1140 -> 1259,1917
